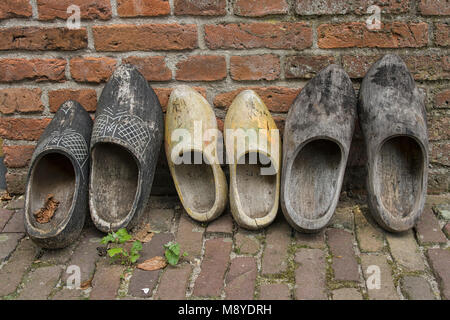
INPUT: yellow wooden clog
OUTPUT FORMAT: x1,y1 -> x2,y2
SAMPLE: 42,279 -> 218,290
224,90 -> 281,230
165,85 -> 227,222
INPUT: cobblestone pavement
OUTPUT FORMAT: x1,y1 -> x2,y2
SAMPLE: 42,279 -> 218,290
0,193 -> 449,300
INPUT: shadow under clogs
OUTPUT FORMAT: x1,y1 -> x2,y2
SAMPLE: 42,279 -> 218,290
25,101 -> 92,249
225,90 -> 281,230
281,65 -> 357,233
359,54 -> 428,232
89,65 -> 164,232
165,86 -> 227,222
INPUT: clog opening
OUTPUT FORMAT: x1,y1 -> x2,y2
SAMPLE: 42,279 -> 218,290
377,136 -> 423,218
91,143 -> 139,224
28,153 -> 75,230
287,139 -> 341,220
236,152 -> 276,219
174,150 -> 216,213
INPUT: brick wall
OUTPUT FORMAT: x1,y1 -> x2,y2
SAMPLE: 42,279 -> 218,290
0,0 -> 448,195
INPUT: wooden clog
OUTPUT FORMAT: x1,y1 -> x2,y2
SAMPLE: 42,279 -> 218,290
281,65 -> 357,232
165,85 -> 227,222
25,101 -> 92,248
225,90 -> 281,230
89,65 -> 164,232
359,54 -> 429,232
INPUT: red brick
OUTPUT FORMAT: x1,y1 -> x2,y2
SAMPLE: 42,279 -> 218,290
403,55 -> 450,80
155,87 -> 206,112
176,213 -> 204,262
0,0 -> 32,19
415,208 -> 447,245
0,58 -> 66,83
230,55 -> 280,81
193,238 -> 232,297
401,276 -> 435,300
174,0 -> 226,16
435,89 -> 450,108
37,0 -> 112,20
318,22 -> 428,49
262,218 -> 290,274
427,248 -> 450,299
296,0 -> 410,15
326,228 -> 359,282
90,260 -> 124,300
295,248 -> 327,300
0,233 -> 23,263
444,223 -> 450,239
155,264 -> 192,300
435,24 -> 450,47
234,0 -> 288,17
70,57 -> 117,83
342,55 -> 381,78
93,24 -> 198,51
0,209 -> 14,231
6,172 -> 27,194
260,283 -> 291,300
0,88 -> 43,114
419,0 -> 450,15
49,89 -> 97,113
123,56 -> 171,81
285,55 -> 336,79
176,55 -> 226,81
0,27 -> 87,51
3,145 -> 35,168
225,257 -> 257,300
0,118 -> 51,141
214,86 -> 301,113
431,142 -> 450,167
428,111 -> 450,141
205,22 -> 313,50
206,212 -> 233,233
117,0 -> 170,17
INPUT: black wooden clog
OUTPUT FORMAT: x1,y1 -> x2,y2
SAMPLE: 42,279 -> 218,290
89,65 -> 164,232
359,54 -> 429,232
25,101 -> 92,249
281,65 -> 357,232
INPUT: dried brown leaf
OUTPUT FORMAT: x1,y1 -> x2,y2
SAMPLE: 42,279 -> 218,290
0,191 -> 12,201
133,223 -> 154,243
137,256 -> 167,271
34,194 -> 59,224
80,279 -> 92,290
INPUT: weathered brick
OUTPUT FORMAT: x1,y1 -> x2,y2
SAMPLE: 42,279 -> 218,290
49,89 -> 97,113
444,223 -> 450,238
419,0 -> 450,15
0,118 -> 51,141
296,0 -> 410,15
285,55 -> 336,79
0,209 -> 13,231
176,55 -> 226,82
174,0 -> 226,16
6,172 -> 27,194
294,229 -> 325,249
435,24 -> 450,47
428,111 -> 450,141
326,229 -> 359,281
225,257 -> 257,300
415,208 -> 447,245
214,86 -> 301,113
403,55 -> 450,80
234,0 -> 288,17
18,265 -> 63,300
230,55 -> 280,81
3,210 -> 24,233
342,55 -> 381,79
332,287 -> 363,300
206,212 -> 233,233
318,22 -> 428,49
155,264 -> 192,300
354,206 -> 384,252
259,283 -> 291,300
361,254 -> 399,300
0,58 -> 66,82
235,230 -> 260,255
262,218 -> 291,275
37,0 -> 112,20
143,207 -> 175,233
205,22 -> 313,50
3,145 -> 35,168
435,89 -> 450,108
401,276 -> 435,300
0,238 -> 39,297
295,248 -> 327,300
90,260 -> 124,300
0,27 -> 87,51
123,56 -> 171,82
117,0 -> 169,17
6,198 -> 24,210
426,248 -> 450,299
330,204 -> 355,230
70,57 -> 117,83
193,238 -> 232,297
386,231 -> 425,271
0,0 -> 32,19
176,212 -> 204,261
0,88 -> 43,115
0,233 -> 24,262
93,24 -> 198,51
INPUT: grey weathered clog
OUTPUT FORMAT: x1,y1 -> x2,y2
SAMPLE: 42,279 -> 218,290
359,54 -> 428,232
281,65 -> 357,232
25,100 -> 92,249
89,65 -> 164,232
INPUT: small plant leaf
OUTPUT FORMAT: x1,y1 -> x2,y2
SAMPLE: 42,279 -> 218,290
116,228 -> 132,243
107,247 -> 123,257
